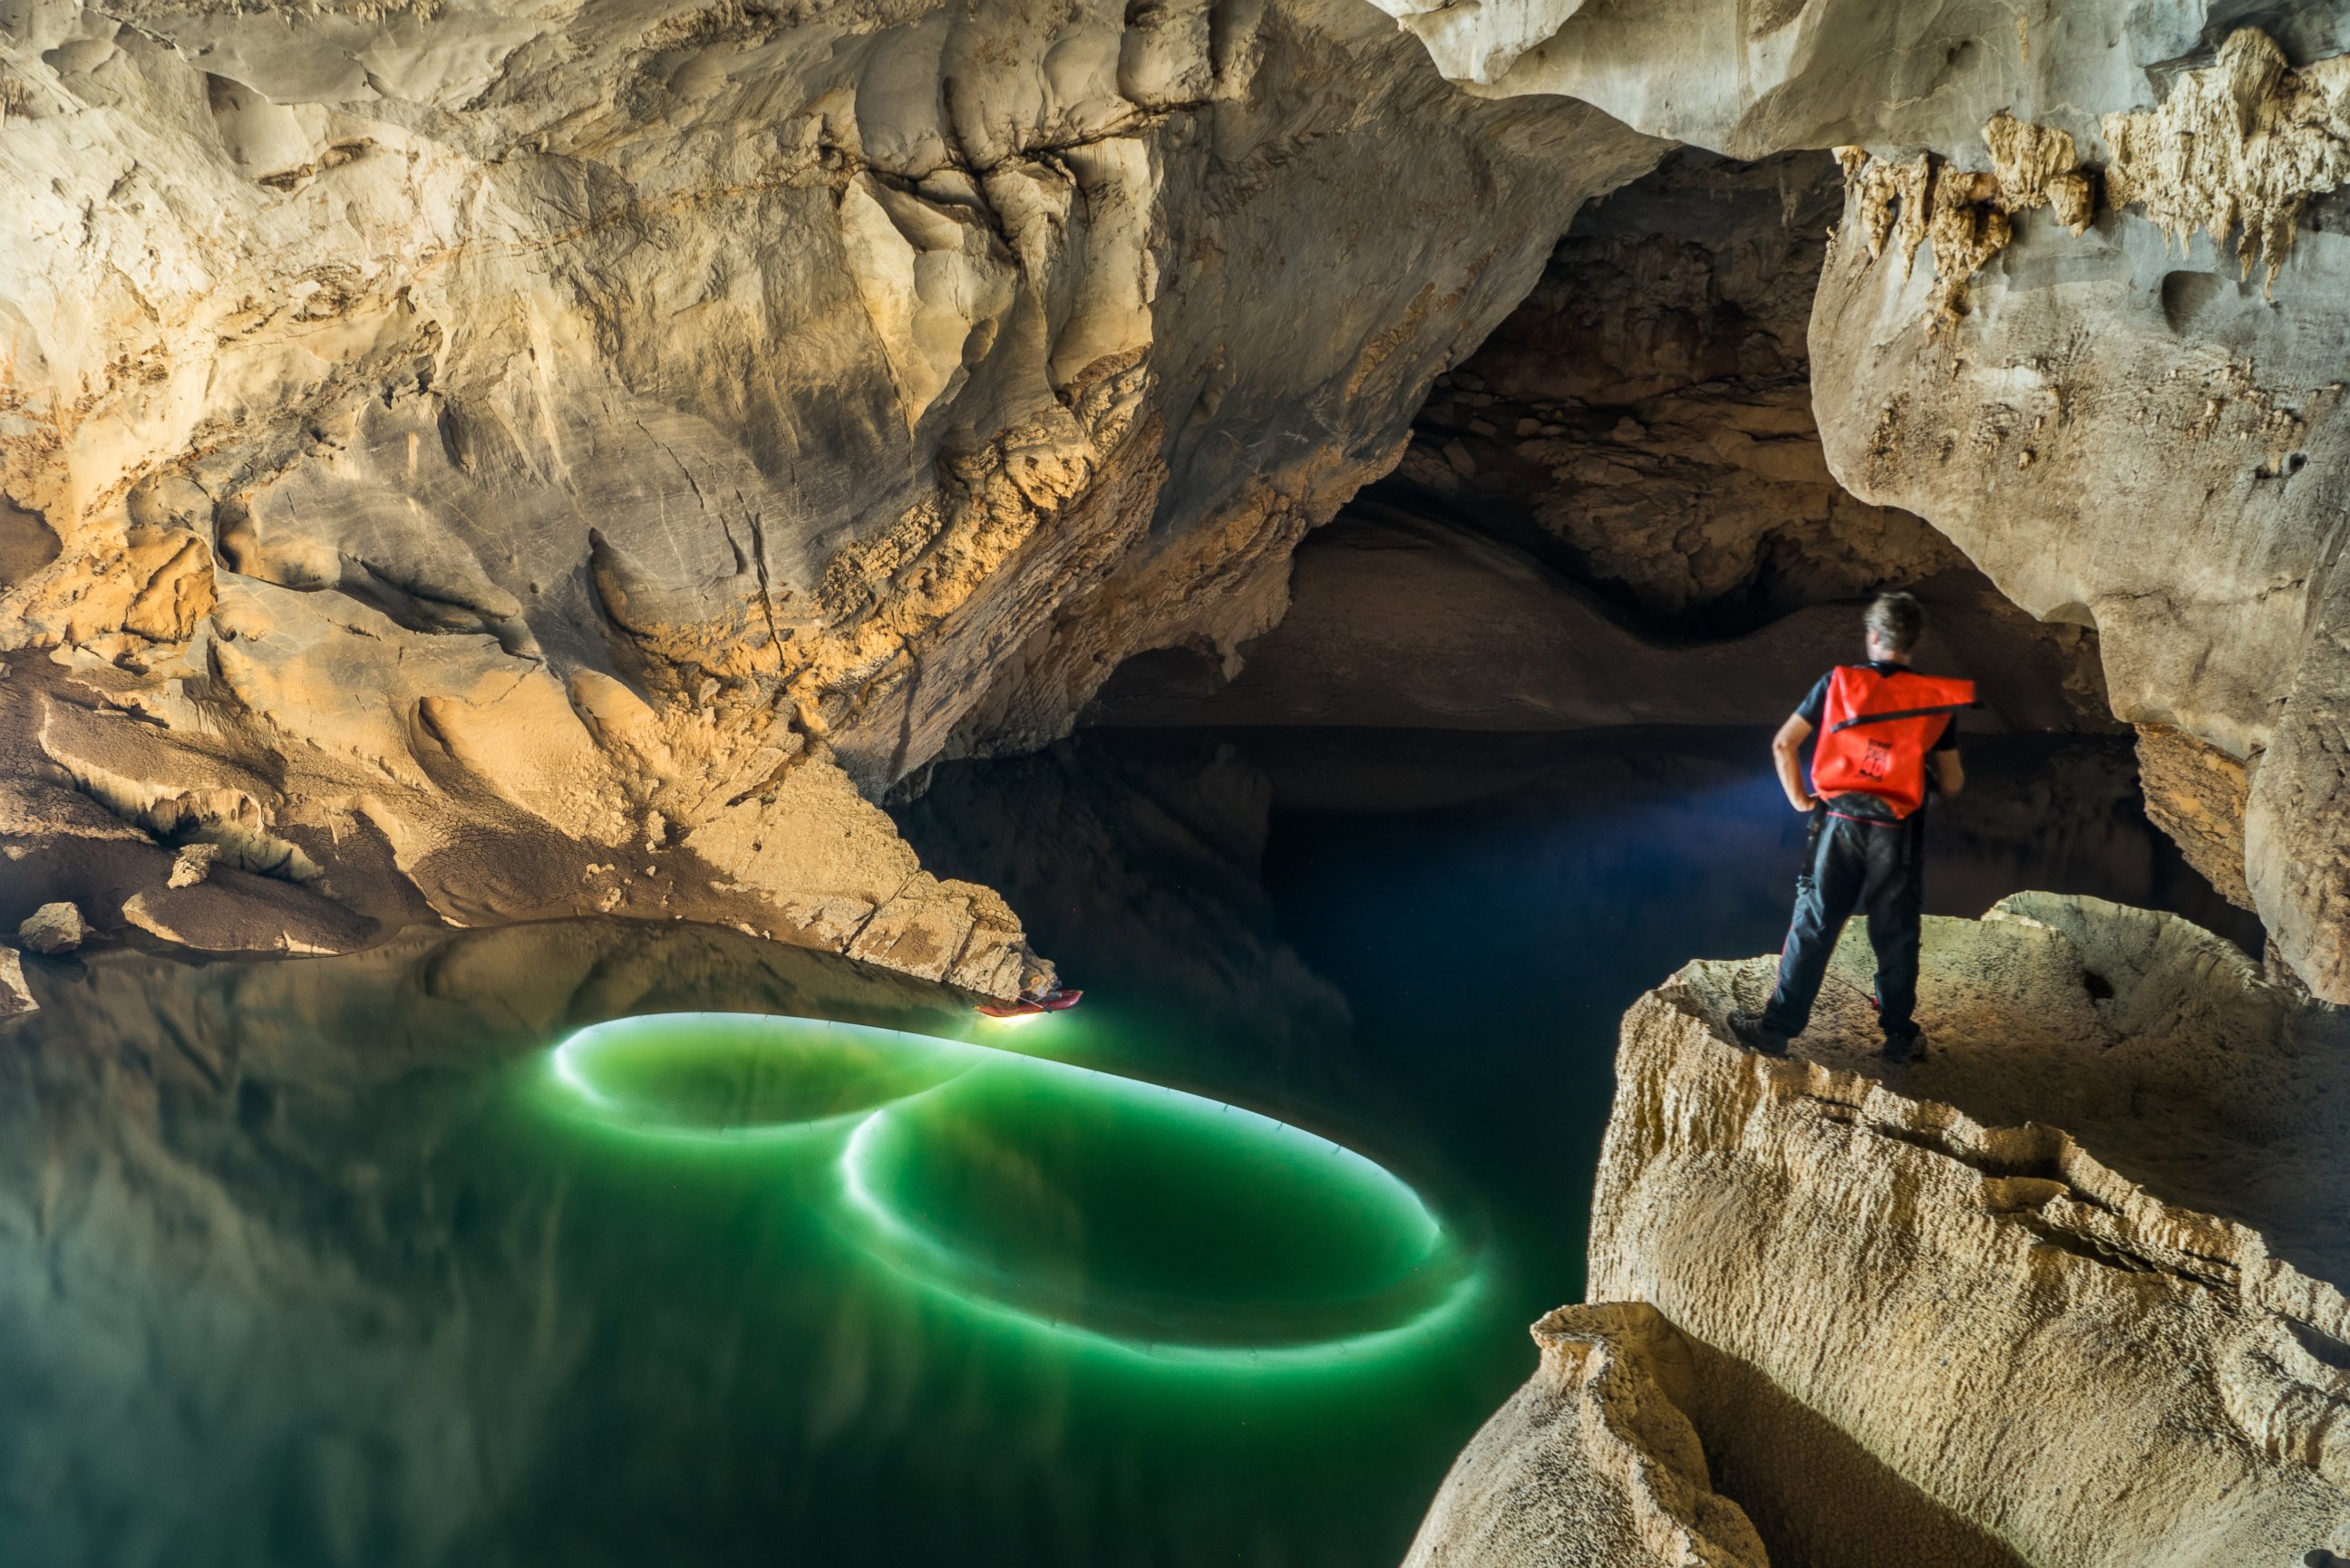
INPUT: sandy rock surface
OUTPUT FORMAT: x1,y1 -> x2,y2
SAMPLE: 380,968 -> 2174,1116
1412,893 -> 2350,1567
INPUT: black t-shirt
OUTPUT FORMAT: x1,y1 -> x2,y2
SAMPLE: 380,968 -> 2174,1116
1796,661 -> 1958,818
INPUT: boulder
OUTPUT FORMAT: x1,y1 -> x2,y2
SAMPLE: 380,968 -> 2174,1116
19,902 -> 86,955
0,951 -> 34,1021
1404,1302 -> 1766,1568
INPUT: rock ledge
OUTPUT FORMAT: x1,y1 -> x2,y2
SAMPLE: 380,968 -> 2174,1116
1411,894 -> 2350,1566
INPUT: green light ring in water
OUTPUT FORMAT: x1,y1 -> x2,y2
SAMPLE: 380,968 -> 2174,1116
546,1012 -> 984,1144
833,1058 -> 1490,1371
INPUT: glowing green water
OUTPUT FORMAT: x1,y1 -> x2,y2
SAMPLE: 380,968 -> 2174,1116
546,1013 -> 1482,1367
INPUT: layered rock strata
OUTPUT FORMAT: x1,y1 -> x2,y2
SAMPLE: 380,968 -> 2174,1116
1362,9 -> 2350,997
1409,894 -> 2350,1566
0,0 -> 1666,976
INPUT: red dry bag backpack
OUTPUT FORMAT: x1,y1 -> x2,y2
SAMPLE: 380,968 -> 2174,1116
1809,665 -> 1976,818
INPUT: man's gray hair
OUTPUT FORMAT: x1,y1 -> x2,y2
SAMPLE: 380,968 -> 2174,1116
1865,591 -> 1924,655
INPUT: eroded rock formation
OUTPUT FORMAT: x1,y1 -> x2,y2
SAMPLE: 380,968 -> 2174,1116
0,0 -> 1670,980
1808,36 -> 2350,1000
1411,894 -> 2350,1566
1404,1302 -> 1766,1568
1084,510 -> 2103,733
1087,149 -> 2106,740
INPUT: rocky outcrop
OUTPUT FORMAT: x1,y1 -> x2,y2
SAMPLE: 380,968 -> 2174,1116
1405,1302 -> 1766,1568
893,731 -> 1354,1062
1807,37 -> 2350,1000
1409,893 -> 2350,1565
0,0 -> 1667,974
1091,148 -> 2109,740
2132,722 -> 2253,911
0,950 -> 31,1020
17,899 -> 85,954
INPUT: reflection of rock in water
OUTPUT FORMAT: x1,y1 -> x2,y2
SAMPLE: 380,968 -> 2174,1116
894,735 -> 1355,1066
0,733 -> 2271,1566
0,924 -> 975,1568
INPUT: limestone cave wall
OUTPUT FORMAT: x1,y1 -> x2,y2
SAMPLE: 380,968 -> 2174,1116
0,0 -> 1665,987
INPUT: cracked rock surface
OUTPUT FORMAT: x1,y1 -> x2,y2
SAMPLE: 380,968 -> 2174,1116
0,0 -> 1665,982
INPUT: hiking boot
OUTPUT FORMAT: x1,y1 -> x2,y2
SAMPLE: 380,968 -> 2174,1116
1881,1030 -> 1927,1064
1726,1009 -> 1791,1058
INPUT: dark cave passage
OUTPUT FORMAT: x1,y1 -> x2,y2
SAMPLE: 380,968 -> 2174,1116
1086,148 -> 2123,760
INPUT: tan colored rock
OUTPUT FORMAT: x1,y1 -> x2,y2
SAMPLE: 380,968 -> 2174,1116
1404,1302 -> 1767,1568
166,843 -> 222,890
2103,31 -> 2350,286
1830,109 -> 2100,332
20,901 -> 86,954
1362,0 -> 2199,161
1568,895 -> 2350,1567
0,0 -> 1665,982
1803,34 -> 2350,1002
2133,723 -> 2252,910
0,950 -> 33,1021
121,875 -> 373,957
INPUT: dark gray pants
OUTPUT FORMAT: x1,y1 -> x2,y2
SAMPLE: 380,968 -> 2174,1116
1761,809 -> 1924,1043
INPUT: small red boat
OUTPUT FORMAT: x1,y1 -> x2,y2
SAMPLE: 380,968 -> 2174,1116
976,988 -> 1084,1019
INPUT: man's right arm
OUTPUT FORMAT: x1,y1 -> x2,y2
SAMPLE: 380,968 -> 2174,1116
1772,714 -> 1818,813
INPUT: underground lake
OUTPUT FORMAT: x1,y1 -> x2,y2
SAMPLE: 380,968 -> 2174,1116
0,727 -> 2255,1568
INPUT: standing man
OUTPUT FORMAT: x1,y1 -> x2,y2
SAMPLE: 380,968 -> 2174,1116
1729,592 -> 1973,1063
